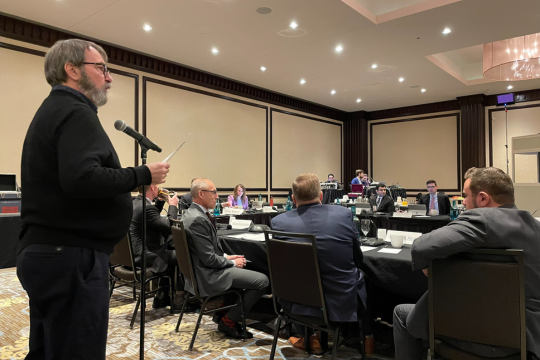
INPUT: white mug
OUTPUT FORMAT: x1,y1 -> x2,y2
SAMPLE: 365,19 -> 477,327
391,234 -> 404,248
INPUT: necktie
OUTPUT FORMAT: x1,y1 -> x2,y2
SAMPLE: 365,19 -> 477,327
205,212 -> 216,229
376,197 -> 381,208
429,195 -> 435,211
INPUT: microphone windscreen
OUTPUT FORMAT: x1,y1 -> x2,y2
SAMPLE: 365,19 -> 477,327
114,119 -> 127,131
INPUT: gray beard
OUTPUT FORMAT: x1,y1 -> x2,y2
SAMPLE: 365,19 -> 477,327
78,70 -> 110,107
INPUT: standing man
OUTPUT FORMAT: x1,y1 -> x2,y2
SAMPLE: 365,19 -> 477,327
18,39 -> 170,360
393,167 -> 540,360
351,169 -> 365,185
182,178 -> 269,339
369,184 -> 395,213
418,180 -> 450,215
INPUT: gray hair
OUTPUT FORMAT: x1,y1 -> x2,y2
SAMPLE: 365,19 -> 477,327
44,39 -> 108,87
191,178 -> 209,199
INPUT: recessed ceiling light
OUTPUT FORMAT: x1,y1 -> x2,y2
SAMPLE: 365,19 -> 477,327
331,90 -> 336,95
211,48 -> 219,54
256,7 -> 272,14
290,21 -> 298,29
442,28 -> 451,35
421,88 -> 426,92
356,98 -> 361,103
371,64 -> 378,69
143,24 -> 152,31
508,85 -> 513,89
300,79 -> 306,85
399,77 -> 404,82
335,45 -> 343,53
260,66 -> 266,72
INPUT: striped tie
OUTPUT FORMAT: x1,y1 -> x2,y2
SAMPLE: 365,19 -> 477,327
429,195 -> 435,211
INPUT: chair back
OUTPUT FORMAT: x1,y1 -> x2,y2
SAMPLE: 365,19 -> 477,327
109,233 -> 140,282
264,230 -> 329,325
429,249 -> 526,356
171,224 -> 201,297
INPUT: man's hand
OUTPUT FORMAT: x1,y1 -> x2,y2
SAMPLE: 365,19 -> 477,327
146,162 -> 170,185
169,194 -> 179,207
228,255 -> 246,268
222,202 -> 231,208
422,268 -> 428,277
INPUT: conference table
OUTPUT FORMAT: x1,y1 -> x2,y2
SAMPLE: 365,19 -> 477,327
321,189 -> 345,204
215,210 -> 285,226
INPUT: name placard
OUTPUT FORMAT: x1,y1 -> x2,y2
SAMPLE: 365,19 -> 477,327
223,207 -> 244,215
392,212 -> 413,218
262,206 -> 277,213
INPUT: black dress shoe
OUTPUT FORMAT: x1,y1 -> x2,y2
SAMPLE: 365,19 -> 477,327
212,310 -> 226,324
217,319 -> 253,339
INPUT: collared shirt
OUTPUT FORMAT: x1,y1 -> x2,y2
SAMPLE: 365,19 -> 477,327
193,202 -> 209,213
52,85 -> 98,112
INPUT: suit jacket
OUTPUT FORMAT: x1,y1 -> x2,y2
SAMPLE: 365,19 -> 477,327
419,193 -> 451,215
411,205 -> 540,358
182,204 -> 235,296
369,195 -> 395,213
271,203 -> 367,322
130,195 -> 178,274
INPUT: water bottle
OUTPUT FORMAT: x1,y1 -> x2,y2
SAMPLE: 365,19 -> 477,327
270,196 -> 274,206
351,205 -> 356,217
336,197 -> 341,205
213,199 -> 220,216
285,196 -> 293,211
450,200 -> 459,220
258,193 -> 262,201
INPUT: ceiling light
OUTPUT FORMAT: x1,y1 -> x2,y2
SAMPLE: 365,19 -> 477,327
143,24 -> 152,31
484,33 -> 540,80
421,88 -> 426,92
508,85 -> 513,89
260,66 -> 266,72
335,45 -> 343,53
289,21 -> 298,29
211,48 -> 219,54
356,99 -> 361,103
371,64 -> 378,69
399,77 -> 404,82
442,28 -> 451,35
300,79 -> 306,85
331,90 -> 336,95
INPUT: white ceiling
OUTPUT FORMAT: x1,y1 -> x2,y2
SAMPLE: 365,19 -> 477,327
1,0 -> 540,112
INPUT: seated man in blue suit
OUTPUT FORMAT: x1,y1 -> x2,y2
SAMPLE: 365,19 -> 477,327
271,173 -> 368,354
351,169 -> 365,185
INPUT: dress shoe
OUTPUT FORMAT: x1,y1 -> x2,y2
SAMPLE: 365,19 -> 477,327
212,310 -> 226,324
288,335 -> 323,355
365,335 -> 375,355
217,317 -> 253,339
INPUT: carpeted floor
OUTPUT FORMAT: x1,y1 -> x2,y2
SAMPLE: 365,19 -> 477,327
0,267 -> 392,360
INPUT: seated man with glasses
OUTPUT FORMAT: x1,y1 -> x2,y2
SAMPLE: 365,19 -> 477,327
182,178 -> 269,339
418,180 -> 450,216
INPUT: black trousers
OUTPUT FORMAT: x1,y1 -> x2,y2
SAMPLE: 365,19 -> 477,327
17,244 -> 110,360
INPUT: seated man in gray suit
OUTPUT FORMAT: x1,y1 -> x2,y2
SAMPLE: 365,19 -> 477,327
182,178 -> 269,339
369,184 -> 395,213
271,173 -> 368,354
393,167 -> 540,360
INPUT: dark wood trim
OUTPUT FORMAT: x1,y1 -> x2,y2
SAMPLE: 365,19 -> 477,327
269,108 -> 343,191
488,103 -> 540,167
0,40 -> 141,167
0,13 -> 346,121
142,76 -> 269,191
369,100 -> 460,120
369,113 -> 461,192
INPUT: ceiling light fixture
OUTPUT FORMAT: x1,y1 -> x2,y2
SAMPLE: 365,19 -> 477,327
399,77 -> 404,82
260,66 -> 266,72
484,32 -> 540,81
143,24 -> 152,31
211,48 -> 219,54
356,99 -> 361,103
371,64 -> 378,69
442,28 -> 451,35
508,85 -> 514,89
290,21 -> 298,29
331,90 -> 336,95
335,45 -> 343,53
421,88 -> 426,92
300,79 -> 306,85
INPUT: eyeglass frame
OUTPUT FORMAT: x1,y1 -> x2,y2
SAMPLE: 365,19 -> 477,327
200,189 -> 218,195
82,62 -> 110,77
426,185 -> 437,189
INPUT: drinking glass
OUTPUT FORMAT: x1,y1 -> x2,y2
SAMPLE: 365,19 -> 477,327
361,219 -> 370,240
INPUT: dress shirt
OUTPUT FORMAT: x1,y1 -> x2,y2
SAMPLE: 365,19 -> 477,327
429,193 -> 439,212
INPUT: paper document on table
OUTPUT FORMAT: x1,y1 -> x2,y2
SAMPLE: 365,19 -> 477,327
378,248 -> 402,254
241,233 -> 271,242
384,230 -> 422,245
360,246 -> 377,252
227,233 -> 249,239
163,133 -> 191,162
230,219 -> 253,229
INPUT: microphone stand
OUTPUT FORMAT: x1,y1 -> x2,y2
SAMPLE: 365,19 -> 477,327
138,143 -> 150,360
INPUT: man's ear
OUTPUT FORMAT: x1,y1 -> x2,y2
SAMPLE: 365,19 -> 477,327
319,191 -> 323,201
64,63 -> 81,82
292,195 -> 297,204
477,191 -> 490,207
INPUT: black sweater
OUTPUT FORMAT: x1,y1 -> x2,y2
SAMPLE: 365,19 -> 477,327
20,88 -> 152,254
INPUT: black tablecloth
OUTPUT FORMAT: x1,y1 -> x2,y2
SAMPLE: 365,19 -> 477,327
0,214 -> 21,269
369,214 -> 452,234
219,229 -> 269,276
322,189 -> 345,204
215,211 -> 284,226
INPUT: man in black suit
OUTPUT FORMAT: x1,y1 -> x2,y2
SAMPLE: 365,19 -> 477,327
418,180 -> 450,215
130,185 -> 183,311
369,184 -> 395,213
325,173 -> 339,184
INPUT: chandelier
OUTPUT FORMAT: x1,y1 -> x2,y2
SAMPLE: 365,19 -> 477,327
483,33 -> 540,81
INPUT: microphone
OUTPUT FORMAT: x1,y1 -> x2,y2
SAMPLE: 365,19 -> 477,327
114,120 -> 162,153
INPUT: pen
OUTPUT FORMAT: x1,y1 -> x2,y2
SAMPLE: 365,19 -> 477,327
245,260 -> 252,262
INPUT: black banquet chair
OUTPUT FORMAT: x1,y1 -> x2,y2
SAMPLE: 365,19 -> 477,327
429,249 -> 526,360
171,224 -> 249,351
264,229 -> 366,360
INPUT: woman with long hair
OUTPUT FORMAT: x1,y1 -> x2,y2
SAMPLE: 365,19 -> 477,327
227,184 -> 249,210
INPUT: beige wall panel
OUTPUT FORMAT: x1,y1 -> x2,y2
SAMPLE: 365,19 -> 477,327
145,80 -> 267,189
272,111 -> 341,188
372,116 -> 459,190
491,106 -> 540,179
0,48 -> 50,183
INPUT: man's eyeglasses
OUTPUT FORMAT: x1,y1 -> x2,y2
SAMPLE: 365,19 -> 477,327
427,185 -> 436,189
201,189 -> 218,195
82,62 -> 110,76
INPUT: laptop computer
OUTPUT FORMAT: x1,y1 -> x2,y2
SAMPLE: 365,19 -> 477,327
408,204 -> 427,216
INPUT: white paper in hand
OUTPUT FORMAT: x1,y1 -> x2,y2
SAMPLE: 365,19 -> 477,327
163,133 -> 191,163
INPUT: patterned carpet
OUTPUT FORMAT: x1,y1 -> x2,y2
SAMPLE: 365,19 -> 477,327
0,267 -> 377,360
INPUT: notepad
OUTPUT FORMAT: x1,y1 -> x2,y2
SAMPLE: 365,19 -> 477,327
378,248 -> 402,254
